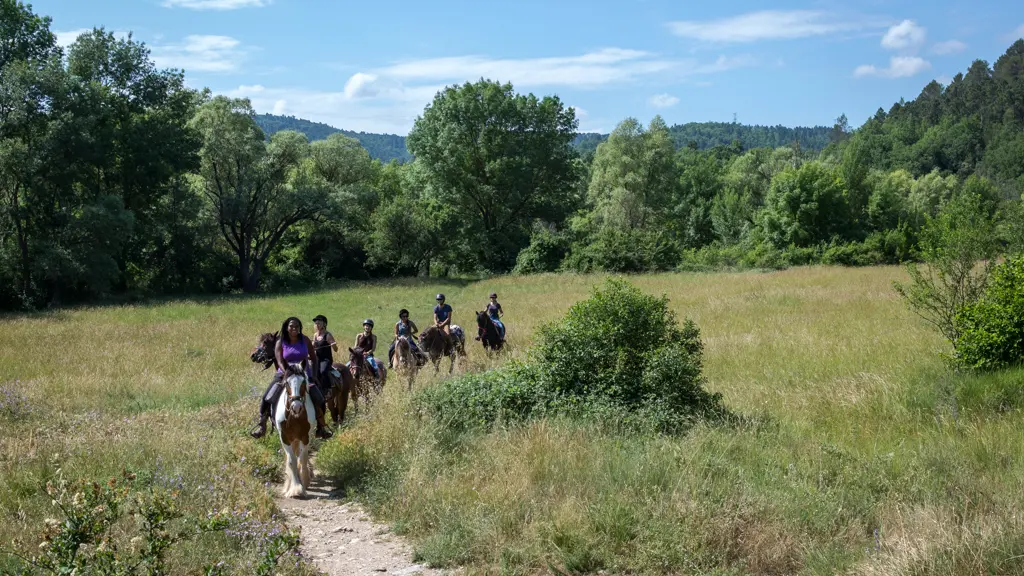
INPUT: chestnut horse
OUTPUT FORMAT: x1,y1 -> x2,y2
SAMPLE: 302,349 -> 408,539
276,363 -> 316,498
347,347 -> 387,409
419,325 -> 466,374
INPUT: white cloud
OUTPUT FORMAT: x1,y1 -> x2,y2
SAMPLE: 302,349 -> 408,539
224,47 -> 756,135
648,93 -> 679,108
55,28 -> 130,48
881,20 -> 926,51
55,28 -> 91,48
161,0 -> 269,10
854,56 -> 931,79
931,40 -> 967,55
667,10 -> 882,43
271,99 -> 287,115
150,35 -> 247,73
935,75 -> 953,86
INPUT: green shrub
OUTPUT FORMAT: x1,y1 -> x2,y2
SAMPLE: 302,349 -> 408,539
561,228 -> 680,273
417,278 -> 724,433
512,224 -> 572,274
953,257 -> 1024,370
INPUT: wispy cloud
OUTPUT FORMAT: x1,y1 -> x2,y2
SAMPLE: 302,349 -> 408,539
226,47 -> 754,134
1010,24 -> 1024,40
881,20 -> 926,51
648,94 -> 679,108
931,40 -> 967,55
161,0 -> 269,10
667,10 -> 884,43
150,35 -> 248,73
854,56 -> 931,79
55,28 -> 130,48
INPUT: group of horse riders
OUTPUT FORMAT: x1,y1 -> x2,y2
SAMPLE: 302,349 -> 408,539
249,292 -> 507,441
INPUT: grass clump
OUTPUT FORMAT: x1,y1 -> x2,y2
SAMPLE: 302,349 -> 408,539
417,278 -> 725,433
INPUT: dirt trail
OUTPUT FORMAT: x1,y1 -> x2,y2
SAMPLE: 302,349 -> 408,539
274,477 -> 447,576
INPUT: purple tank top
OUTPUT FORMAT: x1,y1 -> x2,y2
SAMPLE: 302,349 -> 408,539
278,336 -> 312,377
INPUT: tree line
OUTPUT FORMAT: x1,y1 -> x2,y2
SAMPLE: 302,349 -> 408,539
1,0 -> 1022,311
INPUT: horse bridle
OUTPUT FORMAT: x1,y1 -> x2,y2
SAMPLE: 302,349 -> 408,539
285,373 -> 307,409
251,343 -> 276,370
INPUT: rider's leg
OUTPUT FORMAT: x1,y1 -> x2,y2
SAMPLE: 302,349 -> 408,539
309,385 -> 333,439
388,341 -> 396,368
251,373 -> 284,438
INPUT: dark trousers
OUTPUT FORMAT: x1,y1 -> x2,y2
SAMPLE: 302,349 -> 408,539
260,372 -> 326,420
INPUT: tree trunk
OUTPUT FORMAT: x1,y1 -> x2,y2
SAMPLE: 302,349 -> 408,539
243,257 -> 264,293
11,184 -> 31,299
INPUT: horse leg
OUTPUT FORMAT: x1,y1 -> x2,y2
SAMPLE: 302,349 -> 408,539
282,442 -> 304,498
299,441 -> 312,488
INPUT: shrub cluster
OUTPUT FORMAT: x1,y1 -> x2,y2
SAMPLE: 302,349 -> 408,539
954,256 -> 1024,370
417,278 -> 725,434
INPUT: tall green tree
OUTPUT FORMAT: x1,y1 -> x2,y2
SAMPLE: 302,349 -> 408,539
406,79 -> 581,272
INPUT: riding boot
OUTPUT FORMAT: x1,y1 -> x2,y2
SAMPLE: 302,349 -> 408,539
250,381 -> 283,439
310,385 -> 333,440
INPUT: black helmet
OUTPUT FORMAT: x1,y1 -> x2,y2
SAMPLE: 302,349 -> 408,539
399,309 -> 409,317
313,314 -> 327,324
363,318 -> 374,327
489,292 -> 497,298
436,293 -> 445,301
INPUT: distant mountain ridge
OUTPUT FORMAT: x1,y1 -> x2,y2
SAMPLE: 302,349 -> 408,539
253,113 -> 833,163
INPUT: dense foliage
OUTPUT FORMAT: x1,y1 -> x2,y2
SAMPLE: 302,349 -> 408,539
417,278 -> 723,433
1,0 -> 1023,311
953,256 -> 1024,370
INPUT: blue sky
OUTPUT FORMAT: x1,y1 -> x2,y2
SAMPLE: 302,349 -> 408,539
35,0 -> 1024,135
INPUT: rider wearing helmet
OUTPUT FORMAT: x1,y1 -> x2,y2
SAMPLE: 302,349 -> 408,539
355,319 -> 380,380
477,292 -> 505,341
388,309 -> 424,368
433,294 -> 454,352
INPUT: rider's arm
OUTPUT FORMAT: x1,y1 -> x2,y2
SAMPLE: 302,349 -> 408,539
305,335 -> 319,384
410,321 -> 419,336
275,339 -> 285,370
328,332 -> 338,353
498,303 -> 504,317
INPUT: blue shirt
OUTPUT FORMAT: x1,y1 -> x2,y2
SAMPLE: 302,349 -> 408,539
434,303 -> 452,322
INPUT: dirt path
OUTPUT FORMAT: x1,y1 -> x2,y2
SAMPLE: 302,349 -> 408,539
275,477 -> 448,576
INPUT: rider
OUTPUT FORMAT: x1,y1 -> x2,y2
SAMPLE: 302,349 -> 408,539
354,319 -> 380,381
388,309 -> 424,368
251,316 -> 333,440
312,314 -> 339,389
433,293 -> 454,353
478,292 -> 505,341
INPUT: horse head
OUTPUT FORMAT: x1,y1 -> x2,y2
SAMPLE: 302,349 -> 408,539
475,311 -> 490,330
251,331 -> 278,369
348,347 -> 366,376
283,363 -> 308,418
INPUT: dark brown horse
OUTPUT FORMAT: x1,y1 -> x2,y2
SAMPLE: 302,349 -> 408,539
419,324 -> 466,374
346,346 -> 386,409
475,311 -> 505,352
251,331 -> 354,427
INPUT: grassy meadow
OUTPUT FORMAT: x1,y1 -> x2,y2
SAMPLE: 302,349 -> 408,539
2,266 -> 1024,574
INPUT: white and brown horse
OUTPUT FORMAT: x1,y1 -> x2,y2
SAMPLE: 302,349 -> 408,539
390,335 -> 420,390
275,363 -> 316,498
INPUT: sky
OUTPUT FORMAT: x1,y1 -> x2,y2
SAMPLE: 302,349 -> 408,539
33,0 -> 1024,135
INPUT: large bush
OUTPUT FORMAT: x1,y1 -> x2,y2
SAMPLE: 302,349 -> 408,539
417,278 -> 724,433
953,257 -> 1024,370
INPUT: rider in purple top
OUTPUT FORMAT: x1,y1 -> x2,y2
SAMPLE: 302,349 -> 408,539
251,316 -> 333,440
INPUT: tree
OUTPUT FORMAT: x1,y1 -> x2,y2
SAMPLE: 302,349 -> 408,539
893,189 -> 1000,349
586,116 -> 677,232
406,79 -> 581,272
189,96 -> 370,292
757,161 -> 851,248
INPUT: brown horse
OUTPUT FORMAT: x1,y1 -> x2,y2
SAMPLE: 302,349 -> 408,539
419,324 -> 466,374
347,347 -> 386,409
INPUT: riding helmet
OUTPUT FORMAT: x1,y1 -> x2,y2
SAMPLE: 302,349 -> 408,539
489,292 -> 497,298
436,293 -> 445,301
313,314 -> 327,324
363,318 -> 374,327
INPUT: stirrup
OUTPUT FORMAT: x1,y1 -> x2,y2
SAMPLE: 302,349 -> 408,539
316,425 -> 333,439
250,422 -> 267,439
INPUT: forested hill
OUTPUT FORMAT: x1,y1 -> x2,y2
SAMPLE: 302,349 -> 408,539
256,113 -> 832,162
573,123 -> 832,156
254,114 -> 413,163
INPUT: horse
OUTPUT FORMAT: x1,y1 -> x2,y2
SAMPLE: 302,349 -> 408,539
275,363 -> 316,498
475,311 -> 505,352
347,346 -> 386,409
419,324 -> 466,374
390,335 -> 421,390
251,331 -> 353,428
